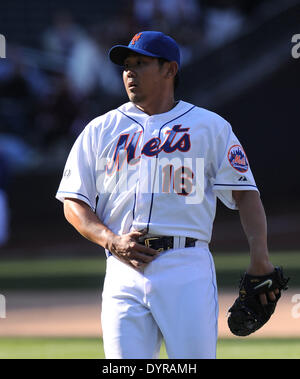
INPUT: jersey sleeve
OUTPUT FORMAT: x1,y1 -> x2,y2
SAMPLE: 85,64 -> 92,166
55,122 -> 98,211
211,122 -> 259,210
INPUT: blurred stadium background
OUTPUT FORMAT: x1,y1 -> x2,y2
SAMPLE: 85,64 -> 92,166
0,0 -> 299,359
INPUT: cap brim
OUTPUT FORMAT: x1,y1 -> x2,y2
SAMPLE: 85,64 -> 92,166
109,45 -> 160,66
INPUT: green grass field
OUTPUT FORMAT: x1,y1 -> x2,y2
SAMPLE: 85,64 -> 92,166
0,252 -> 299,359
0,337 -> 299,359
0,251 -> 298,290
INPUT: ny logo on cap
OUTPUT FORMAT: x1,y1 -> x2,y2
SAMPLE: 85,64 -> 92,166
130,32 -> 142,45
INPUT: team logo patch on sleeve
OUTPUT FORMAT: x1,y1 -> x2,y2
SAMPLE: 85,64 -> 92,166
227,145 -> 249,173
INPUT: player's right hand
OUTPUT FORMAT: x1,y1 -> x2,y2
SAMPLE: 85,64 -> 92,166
107,229 -> 161,270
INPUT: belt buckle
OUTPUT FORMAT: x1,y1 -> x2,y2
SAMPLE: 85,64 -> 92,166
144,237 -> 160,248
144,237 -> 164,252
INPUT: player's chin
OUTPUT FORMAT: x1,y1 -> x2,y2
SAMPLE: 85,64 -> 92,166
127,91 -> 143,104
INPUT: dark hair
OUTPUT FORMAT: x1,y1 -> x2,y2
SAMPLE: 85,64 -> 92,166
157,58 -> 180,91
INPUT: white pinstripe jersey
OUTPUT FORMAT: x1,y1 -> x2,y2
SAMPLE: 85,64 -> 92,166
56,100 -> 258,243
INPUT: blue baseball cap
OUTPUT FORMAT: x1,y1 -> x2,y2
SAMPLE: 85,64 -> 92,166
109,31 -> 181,68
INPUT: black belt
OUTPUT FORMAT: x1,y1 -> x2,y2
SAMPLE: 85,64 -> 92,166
140,236 -> 197,252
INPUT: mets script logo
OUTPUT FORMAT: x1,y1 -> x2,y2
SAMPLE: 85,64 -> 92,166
106,124 -> 191,175
228,145 -> 248,173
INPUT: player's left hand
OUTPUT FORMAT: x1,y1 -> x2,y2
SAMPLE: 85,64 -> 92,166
246,261 -> 278,305
227,266 -> 289,336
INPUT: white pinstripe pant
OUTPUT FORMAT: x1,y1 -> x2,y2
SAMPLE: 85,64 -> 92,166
101,241 -> 218,359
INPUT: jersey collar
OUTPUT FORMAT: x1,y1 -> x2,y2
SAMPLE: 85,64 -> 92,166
118,100 -> 193,126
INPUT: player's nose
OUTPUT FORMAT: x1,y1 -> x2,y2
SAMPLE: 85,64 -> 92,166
125,67 -> 137,78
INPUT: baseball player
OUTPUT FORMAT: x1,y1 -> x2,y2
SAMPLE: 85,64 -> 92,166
56,31 -> 279,359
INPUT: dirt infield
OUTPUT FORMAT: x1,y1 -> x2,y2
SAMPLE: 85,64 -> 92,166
1,290 -> 299,338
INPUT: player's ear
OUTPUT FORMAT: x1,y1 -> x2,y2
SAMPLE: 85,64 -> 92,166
167,61 -> 178,79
